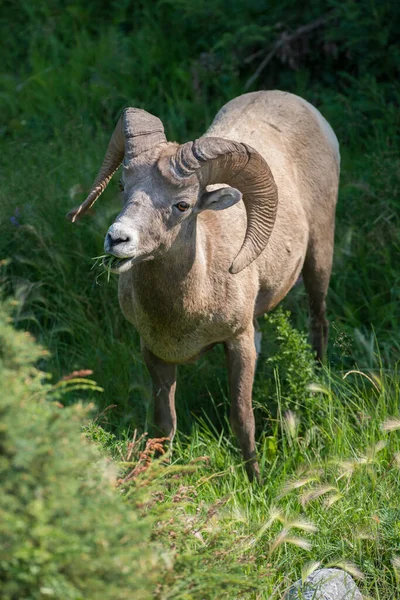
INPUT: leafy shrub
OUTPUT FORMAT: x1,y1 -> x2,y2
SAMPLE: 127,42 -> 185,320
255,308 -> 316,414
0,301 -> 159,600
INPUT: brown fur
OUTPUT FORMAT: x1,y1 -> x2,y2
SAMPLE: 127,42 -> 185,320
91,91 -> 340,480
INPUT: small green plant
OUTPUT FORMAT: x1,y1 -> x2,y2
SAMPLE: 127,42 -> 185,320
255,308 -> 316,414
0,302 -> 159,600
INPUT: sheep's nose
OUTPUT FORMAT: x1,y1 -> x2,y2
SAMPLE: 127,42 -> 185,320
104,222 -> 137,254
106,231 -> 131,248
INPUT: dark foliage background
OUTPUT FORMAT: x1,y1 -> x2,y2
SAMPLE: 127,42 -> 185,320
1,0 -> 398,425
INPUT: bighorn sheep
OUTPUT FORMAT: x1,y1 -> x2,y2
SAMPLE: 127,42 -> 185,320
68,91 -> 340,480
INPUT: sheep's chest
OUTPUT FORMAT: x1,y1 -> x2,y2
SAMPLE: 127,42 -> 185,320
117,273 -> 238,364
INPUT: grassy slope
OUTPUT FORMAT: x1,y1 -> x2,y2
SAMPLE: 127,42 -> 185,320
1,1 -> 400,597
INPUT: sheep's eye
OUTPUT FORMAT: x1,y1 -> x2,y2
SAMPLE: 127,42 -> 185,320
118,180 -> 124,192
176,201 -> 190,212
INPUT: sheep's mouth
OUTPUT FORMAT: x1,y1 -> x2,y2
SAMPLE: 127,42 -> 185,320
102,255 -> 133,274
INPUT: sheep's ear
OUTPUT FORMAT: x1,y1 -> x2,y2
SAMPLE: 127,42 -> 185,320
197,186 -> 242,212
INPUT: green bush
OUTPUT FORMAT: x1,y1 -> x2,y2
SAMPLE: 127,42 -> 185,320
0,301 -> 159,600
257,309 -> 316,412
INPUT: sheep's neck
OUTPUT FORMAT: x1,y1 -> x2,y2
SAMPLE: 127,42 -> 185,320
123,220 -> 209,326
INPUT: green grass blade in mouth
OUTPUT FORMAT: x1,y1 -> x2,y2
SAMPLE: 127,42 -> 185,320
102,255 -> 130,280
105,256 -> 125,268
90,254 -> 129,282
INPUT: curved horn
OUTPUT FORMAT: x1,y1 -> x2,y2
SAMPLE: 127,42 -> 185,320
168,137 -> 278,274
67,108 -> 166,222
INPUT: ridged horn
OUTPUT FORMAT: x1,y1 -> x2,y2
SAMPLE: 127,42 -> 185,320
168,137 -> 278,274
67,108 -> 166,222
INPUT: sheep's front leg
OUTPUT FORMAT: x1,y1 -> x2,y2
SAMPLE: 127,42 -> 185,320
224,325 -> 260,482
141,343 -> 177,441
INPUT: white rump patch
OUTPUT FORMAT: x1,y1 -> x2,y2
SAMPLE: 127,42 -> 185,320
298,98 -> 340,164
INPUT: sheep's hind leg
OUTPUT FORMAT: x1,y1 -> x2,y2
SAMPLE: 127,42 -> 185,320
302,237 -> 334,361
141,342 -> 177,444
224,324 -> 260,482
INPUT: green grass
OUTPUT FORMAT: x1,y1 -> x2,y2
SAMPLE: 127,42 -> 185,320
1,0 -> 400,597
86,349 -> 400,599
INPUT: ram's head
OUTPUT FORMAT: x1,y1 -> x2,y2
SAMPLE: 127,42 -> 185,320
67,108 -> 278,274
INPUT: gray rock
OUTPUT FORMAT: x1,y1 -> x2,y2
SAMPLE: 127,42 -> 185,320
284,568 -> 362,599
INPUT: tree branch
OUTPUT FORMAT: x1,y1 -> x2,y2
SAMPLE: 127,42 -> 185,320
244,14 -> 332,91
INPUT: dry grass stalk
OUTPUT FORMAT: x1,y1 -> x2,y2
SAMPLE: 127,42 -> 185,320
301,561 -> 321,582
382,417 -> 400,432
300,484 -> 337,506
279,476 -> 319,498
327,560 -> 364,580
117,436 -> 169,485
323,492 -> 343,508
